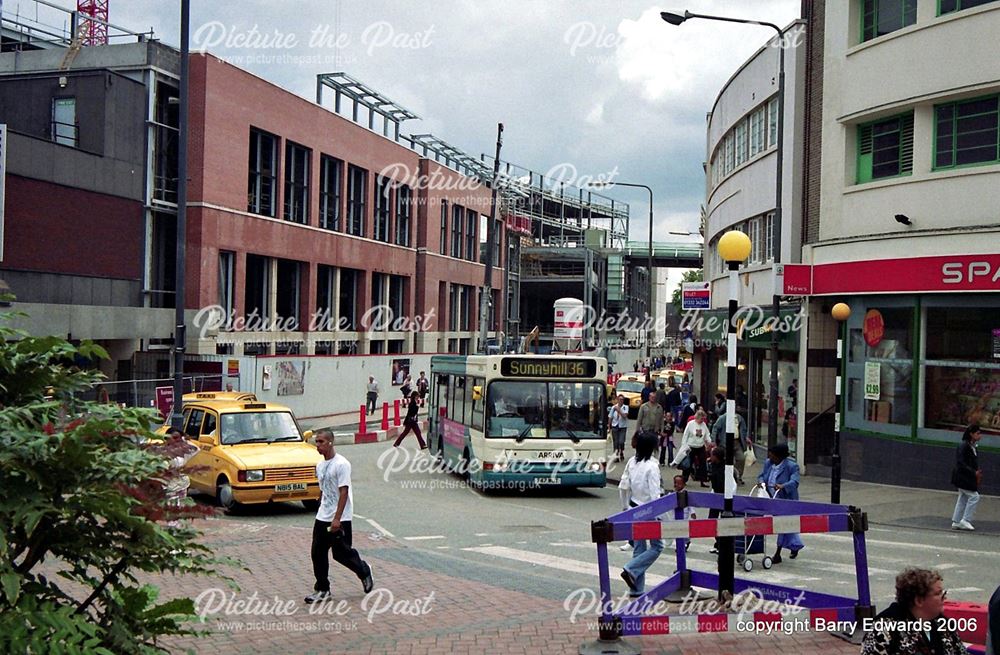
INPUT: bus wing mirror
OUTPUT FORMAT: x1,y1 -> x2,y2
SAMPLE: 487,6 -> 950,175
472,386 -> 483,401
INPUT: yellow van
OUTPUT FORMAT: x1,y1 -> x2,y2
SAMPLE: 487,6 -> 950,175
174,399 -> 322,510
654,369 -> 686,388
614,374 -> 649,418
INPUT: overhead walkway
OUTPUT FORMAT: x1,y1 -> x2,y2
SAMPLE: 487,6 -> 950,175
621,241 -> 703,268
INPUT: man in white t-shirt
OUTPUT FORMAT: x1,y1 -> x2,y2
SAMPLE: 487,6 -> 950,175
305,430 -> 374,603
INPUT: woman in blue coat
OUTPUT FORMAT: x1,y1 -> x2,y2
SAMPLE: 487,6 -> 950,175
757,443 -> 804,564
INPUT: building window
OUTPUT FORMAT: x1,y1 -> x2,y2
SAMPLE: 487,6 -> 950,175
767,97 -> 779,148
764,212 -> 774,262
735,121 -> 748,168
284,142 -> 311,224
465,209 -> 477,261
750,216 -> 764,264
934,95 -> 999,169
347,165 -> 367,237
374,176 -> 392,242
320,155 -> 343,231
218,251 -> 234,329
244,254 -> 271,322
923,306 -> 1000,435
857,112 -> 914,183
749,106 -> 766,157
725,133 -> 735,174
51,97 -> 77,147
316,265 -> 335,331
440,200 -> 448,255
248,129 -> 278,217
451,204 -> 464,259
861,0 -> 917,42
846,305 -> 914,428
275,259 -> 301,330
939,0 -> 996,14
339,268 -> 358,330
395,184 -> 412,247
389,275 -> 406,320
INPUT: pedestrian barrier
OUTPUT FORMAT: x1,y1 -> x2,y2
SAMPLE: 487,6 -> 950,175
943,600 -> 988,649
582,490 -> 875,650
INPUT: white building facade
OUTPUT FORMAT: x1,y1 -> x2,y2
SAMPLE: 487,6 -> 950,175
798,0 -> 1000,492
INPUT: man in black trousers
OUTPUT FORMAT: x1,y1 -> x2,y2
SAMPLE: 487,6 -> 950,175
305,429 -> 374,603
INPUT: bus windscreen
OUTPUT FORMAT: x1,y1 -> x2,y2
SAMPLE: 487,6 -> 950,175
486,381 -> 605,440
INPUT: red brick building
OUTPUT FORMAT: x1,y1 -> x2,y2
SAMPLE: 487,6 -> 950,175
185,54 -> 503,356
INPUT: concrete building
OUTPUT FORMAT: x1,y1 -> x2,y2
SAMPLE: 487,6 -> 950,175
793,0 -> 1000,492
698,18 -> 808,450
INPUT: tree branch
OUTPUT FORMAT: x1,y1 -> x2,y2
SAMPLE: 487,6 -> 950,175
75,555 -> 130,616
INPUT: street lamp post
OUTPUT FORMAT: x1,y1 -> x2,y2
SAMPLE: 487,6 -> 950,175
170,0 -> 191,430
588,182 -> 654,360
661,9 -> 787,450
717,230 -> 751,600
830,302 -> 851,504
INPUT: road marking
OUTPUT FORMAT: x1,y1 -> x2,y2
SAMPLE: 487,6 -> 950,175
364,518 -> 395,538
949,587 -> 984,593
474,532 -> 490,536
436,546 -> 451,550
403,535 -> 446,541
815,533 -> 1000,557
462,545 -> 816,586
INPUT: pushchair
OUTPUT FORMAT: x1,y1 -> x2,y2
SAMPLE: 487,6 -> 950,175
734,483 -> 774,572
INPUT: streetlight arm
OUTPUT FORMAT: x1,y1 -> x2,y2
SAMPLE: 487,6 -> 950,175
681,11 -> 784,38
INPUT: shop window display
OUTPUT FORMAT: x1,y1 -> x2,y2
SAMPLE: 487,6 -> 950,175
924,307 -> 1000,435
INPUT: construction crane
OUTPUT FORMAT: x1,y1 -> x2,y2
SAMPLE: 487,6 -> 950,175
61,0 -> 108,70
77,0 -> 109,46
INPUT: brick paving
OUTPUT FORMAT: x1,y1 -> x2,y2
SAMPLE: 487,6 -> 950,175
152,517 -> 862,655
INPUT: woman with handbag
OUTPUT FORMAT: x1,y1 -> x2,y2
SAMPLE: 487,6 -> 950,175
950,423 -> 982,531
393,391 -> 427,449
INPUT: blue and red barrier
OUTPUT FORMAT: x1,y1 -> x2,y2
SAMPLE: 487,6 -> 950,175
589,490 -> 875,642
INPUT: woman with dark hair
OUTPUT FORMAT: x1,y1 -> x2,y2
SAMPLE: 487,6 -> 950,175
620,431 -> 663,598
392,391 -> 427,449
950,423 -> 982,531
861,568 -> 966,655
757,443 -> 803,564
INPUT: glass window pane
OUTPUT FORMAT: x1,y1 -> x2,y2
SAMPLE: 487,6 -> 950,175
926,307 -> 999,362
925,366 -> 1000,436
865,307 -> 913,360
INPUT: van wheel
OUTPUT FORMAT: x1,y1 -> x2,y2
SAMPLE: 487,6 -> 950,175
217,479 -> 237,511
302,499 -> 320,512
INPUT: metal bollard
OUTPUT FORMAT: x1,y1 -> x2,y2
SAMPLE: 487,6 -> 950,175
381,402 -> 389,431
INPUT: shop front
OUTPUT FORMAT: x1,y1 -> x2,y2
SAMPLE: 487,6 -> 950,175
693,305 -> 802,456
785,253 -> 1000,493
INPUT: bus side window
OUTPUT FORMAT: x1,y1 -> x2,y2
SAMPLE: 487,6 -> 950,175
451,376 -> 466,424
471,377 -> 484,427
436,374 -> 449,418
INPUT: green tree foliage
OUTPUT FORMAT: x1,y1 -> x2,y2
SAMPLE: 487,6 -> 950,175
671,269 -> 705,312
0,308 -> 235,654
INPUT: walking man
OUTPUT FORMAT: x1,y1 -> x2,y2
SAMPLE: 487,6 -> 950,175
306,430 -> 374,603
366,376 -> 379,416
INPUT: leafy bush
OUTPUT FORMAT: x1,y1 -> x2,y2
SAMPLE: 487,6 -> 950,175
0,311 -> 236,653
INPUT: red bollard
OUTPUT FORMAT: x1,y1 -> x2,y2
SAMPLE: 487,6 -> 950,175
393,399 -> 401,427
358,404 -> 367,430
381,402 -> 389,431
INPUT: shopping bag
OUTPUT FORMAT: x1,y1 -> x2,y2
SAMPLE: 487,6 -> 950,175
744,445 -> 757,468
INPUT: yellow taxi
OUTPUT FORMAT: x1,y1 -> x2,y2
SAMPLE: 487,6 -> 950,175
173,398 -> 322,510
654,369 -> 686,388
613,374 -> 649,418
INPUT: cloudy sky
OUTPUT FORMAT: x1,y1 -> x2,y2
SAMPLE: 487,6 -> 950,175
20,0 -> 800,286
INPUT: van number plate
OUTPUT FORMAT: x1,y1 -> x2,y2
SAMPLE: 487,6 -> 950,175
275,482 -> 307,492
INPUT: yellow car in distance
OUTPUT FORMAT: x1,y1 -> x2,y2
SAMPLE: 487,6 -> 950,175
613,374 -> 649,418
173,399 -> 322,511
654,369 -> 686,389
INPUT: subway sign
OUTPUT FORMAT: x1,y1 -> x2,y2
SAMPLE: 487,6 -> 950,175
500,358 -> 597,378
